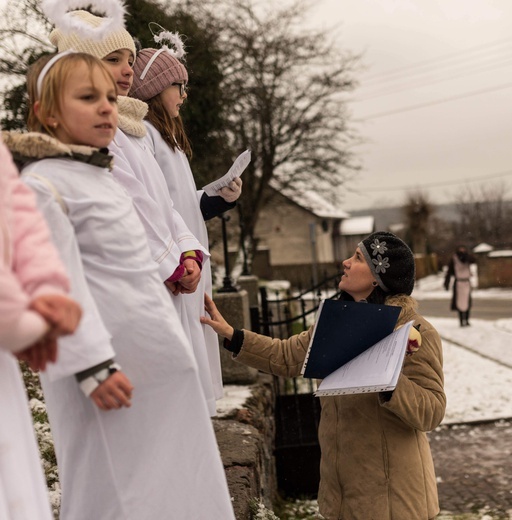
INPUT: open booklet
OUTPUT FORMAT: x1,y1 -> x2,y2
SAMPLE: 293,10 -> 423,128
201,149 -> 251,197
314,320 -> 414,396
301,299 -> 402,380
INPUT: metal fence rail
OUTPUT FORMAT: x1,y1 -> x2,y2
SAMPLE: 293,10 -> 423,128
251,274 -> 342,497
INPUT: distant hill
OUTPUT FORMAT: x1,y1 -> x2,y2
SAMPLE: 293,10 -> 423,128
346,201 -> 510,230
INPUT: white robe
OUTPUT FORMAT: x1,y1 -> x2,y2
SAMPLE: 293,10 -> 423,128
22,158 -> 235,520
110,128 -> 221,415
0,352 -> 53,520
109,129 -> 208,279
144,123 -> 224,408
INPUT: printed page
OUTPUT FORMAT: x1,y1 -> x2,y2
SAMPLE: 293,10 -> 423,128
315,321 -> 414,395
202,149 -> 251,196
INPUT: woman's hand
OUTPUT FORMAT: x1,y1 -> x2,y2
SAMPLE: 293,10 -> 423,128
200,293 -> 234,340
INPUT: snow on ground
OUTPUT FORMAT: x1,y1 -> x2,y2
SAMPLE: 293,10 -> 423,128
438,329 -> 512,424
413,268 -> 512,300
414,272 -> 512,423
216,385 -> 254,418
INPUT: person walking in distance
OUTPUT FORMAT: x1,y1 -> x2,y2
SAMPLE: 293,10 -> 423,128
444,245 -> 475,327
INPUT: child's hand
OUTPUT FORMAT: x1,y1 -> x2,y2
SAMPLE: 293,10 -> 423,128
16,336 -> 58,372
165,279 -> 180,295
200,293 -> 234,340
90,371 -> 133,411
218,178 -> 242,203
178,258 -> 201,294
29,294 -> 82,337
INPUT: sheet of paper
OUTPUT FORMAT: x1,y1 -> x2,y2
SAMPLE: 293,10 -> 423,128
315,321 -> 414,395
202,149 -> 251,196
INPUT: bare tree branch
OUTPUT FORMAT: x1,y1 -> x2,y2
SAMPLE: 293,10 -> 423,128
452,181 -> 512,248
210,0 -> 361,259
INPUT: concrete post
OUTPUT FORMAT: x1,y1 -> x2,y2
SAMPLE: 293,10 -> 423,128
237,275 -> 260,308
214,289 -> 259,384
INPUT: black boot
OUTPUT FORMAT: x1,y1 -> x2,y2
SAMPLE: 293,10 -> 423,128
459,312 -> 465,327
465,311 -> 470,326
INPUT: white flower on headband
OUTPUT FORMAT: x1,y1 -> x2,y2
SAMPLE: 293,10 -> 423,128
149,22 -> 186,60
41,0 -> 127,40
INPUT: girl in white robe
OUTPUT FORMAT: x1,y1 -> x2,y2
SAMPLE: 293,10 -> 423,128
48,10 -> 226,415
0,135 -> 81,520
128,37 -> 243,413
7,51 -> 235,520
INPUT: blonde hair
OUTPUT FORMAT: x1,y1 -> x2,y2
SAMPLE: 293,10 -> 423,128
146,94 -> 192,158
27,52 -> 117,135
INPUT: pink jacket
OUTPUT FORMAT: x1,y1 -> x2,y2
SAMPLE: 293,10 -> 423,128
0,137 -> 70,352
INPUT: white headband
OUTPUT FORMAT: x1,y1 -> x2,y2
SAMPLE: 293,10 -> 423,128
36,50 -> 77,97
139,48 -> 165,80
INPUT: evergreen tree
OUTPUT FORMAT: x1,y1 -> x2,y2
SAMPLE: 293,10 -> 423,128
125,0 -> 232,187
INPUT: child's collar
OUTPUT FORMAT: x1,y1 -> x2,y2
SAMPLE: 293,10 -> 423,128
117,96 -> 148,138
2,131 -> 114,171
73,147 -> 113,169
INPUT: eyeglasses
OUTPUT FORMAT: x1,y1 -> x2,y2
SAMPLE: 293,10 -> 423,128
172,82 -> 187,98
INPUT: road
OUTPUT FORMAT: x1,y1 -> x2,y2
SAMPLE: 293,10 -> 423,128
417,298 -> 511,321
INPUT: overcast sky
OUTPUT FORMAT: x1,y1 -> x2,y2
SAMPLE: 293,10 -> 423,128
308,0 -> 512,211
3,0 -> 512,213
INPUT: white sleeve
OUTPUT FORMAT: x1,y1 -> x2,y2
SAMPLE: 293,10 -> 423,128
172,206 -> 209,257
23,177 -> 116,382
109,145 -> 184,280
141,127 -> 208,258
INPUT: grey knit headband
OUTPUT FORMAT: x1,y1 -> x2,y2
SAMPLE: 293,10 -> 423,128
358,237 -> 390,293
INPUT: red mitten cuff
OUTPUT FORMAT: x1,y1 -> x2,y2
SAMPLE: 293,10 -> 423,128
166,263 -> 186,284
181,250 -> 204,270
166,250 -> 204,283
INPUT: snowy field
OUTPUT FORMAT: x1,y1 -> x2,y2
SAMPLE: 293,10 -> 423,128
414,273 -> 512,424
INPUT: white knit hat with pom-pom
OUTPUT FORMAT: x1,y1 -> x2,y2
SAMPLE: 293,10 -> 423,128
49,10 -> 136,60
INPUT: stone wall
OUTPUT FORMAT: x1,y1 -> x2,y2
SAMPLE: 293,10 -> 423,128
212,288 -> 279,519
214,376 -> 278,519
